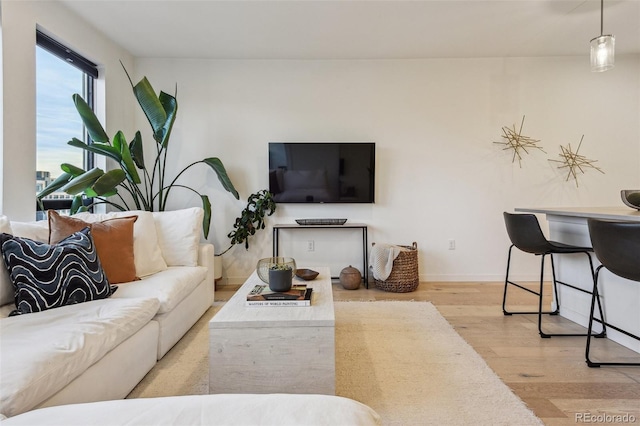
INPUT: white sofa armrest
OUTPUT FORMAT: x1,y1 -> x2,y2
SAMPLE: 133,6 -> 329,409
198,243 -> 215,293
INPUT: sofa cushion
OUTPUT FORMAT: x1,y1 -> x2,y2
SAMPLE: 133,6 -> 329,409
0,297 -> 160,417
0,229 -> 114,316
48,211 -> 138,284
152,207 -> 203,266
112,266 -> 207,314
73,211 -> 167,277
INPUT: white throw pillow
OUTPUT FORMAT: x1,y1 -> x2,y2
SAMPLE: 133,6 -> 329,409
152,207 -> 204,266
0,215 -> 14,306
74,210 -> 167,277
8,220 -> 49,243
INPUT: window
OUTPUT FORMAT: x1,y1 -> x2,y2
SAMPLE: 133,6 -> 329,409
35,31 -> 98,219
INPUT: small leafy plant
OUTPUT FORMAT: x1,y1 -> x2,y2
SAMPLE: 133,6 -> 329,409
270,263 -> 292,271
217,189 -> 276,255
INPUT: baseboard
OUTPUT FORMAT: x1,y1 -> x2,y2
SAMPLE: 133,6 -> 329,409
224,273 -> 547,284
421,273 -> 548,282
223,271 -> 551,285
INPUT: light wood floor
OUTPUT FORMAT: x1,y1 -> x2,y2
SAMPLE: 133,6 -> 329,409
216,280 -> 640,425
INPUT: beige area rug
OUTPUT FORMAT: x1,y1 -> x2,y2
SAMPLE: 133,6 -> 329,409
129,301 -> 542,425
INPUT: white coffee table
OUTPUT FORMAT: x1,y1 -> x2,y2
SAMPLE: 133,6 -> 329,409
209,266 -> 335,395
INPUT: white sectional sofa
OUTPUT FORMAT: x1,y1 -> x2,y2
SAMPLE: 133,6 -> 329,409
0,208 -> 215,418
0,394 -> 382,425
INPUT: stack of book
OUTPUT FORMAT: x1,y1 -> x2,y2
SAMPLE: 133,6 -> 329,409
246,284 -> 313,307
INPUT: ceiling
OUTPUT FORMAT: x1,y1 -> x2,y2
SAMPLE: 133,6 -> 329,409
59,0 -> 640,60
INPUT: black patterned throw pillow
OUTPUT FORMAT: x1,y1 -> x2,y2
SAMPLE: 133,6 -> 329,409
0,227 -> 116,316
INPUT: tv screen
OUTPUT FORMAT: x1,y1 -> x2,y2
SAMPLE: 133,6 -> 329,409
269,142 -> 375,203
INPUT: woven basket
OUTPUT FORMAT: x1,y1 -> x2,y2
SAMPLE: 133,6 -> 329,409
373,242 -> 419,293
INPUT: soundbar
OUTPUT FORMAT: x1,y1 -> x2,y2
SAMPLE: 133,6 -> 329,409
295,218 -> 348,226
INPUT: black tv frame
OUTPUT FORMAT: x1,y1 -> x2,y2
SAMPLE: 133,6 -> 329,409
268,142 -> 375,204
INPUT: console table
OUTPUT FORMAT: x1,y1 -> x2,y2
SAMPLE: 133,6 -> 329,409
272,223 -> 369,287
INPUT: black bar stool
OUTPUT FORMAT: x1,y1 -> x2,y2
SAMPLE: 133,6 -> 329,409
586,219 -> 640,367
502,212 -> 605,338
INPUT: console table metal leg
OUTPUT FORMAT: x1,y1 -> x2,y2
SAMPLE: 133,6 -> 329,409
362,227 -> 369,288
272,228 -> 279,257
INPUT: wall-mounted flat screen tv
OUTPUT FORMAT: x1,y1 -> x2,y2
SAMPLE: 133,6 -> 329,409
269,142 -> 375,203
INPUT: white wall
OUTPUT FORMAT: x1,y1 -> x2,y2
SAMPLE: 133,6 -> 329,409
0,0 -> 134,221
1,2 -> 637,283
135,55 -> 640,284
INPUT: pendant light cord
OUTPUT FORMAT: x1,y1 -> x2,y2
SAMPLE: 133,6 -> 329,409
600,0 -> 604,36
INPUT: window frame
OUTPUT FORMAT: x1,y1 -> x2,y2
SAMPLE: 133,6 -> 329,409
35,30 -> 98,214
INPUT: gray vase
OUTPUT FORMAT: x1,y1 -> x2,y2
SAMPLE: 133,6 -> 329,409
268,269 -> 293,292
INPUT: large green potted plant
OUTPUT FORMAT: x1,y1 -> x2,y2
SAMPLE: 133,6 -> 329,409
37,66 -> 239,237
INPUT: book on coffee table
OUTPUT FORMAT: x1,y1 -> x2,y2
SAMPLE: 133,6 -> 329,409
246,284 -> 313,306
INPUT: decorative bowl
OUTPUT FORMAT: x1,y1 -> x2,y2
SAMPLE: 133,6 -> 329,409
621,190 -> 640,210
295,268 -> 319,281
256,257 -> 297,284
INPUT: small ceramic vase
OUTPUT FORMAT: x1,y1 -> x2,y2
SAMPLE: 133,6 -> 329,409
340,265 -> 361,290
268,268 -> 293,292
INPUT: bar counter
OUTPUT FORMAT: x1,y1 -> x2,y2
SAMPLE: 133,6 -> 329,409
516,206 -> 640,222
515,206 -> 640,353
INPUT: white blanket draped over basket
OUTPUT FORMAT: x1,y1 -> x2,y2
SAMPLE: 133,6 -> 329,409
369,243 -> 406,281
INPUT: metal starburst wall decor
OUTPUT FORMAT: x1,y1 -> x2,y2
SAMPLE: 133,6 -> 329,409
548,135 -> 604,187
493,116 -> 545,167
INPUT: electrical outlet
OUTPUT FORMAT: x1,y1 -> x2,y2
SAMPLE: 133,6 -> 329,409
448,239 -> 456,250
307,240 -> 315,252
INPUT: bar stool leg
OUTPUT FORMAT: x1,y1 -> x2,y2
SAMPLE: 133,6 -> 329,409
586,266 -> 639,367
585,253 -> 606,339
549,254 -> 561,315
538,254 -> 553,338
539,252 -> 606,338
502,245 -> 514,315
503,247 -> 562,316
585,268 -> 602,367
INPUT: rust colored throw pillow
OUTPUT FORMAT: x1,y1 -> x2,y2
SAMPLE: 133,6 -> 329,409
48,211 -> 138,284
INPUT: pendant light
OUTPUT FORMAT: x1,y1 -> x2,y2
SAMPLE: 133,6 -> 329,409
590,0 -> 615,72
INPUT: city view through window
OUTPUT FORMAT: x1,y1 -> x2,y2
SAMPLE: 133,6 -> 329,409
36,45 -> 89,218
